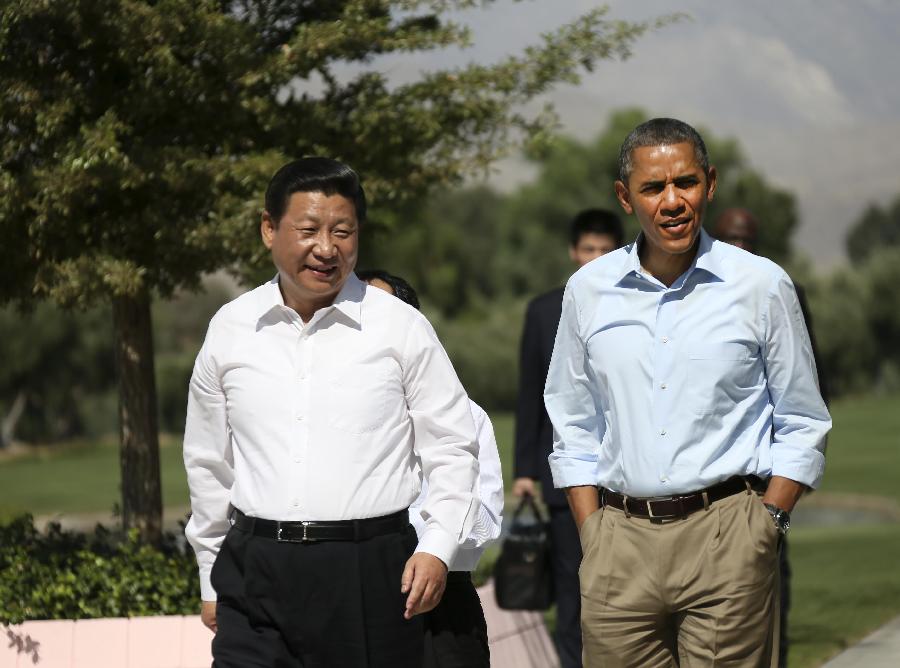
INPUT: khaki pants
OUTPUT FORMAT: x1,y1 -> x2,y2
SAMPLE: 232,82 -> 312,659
579,490 -> 780,667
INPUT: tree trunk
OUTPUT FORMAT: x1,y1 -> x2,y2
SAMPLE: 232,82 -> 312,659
1,390 -> 27,448
112,289 -> 162,545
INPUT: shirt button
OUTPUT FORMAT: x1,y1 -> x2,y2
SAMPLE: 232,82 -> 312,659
296,414 -> 304,421
660,475 -> 669,483
293,455 -> 301,463
660,429 -> 667,435
660,383 -> 667,390
293,500 -> 299,507
661,336 -> 669,343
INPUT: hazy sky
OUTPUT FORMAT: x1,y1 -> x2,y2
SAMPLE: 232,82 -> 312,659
353,0 -> 900,268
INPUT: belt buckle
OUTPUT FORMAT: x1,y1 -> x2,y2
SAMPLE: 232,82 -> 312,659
275,521 -> 316,543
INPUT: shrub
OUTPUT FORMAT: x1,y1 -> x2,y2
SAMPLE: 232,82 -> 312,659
0,515 -> 198,624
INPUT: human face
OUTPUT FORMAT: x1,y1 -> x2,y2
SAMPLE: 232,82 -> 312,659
261,191 -> 359,320
614,142 -> 716,274
569,232 -> 618,267
713,212 -> 758,253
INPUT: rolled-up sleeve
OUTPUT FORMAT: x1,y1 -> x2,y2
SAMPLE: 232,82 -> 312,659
763,272 -> 831,488
403,316 -> 479,568
183,319 -> 233,602
545,282 -> 605,489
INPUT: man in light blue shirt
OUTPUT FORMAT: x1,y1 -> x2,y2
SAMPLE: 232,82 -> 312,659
545,118 -> 831,667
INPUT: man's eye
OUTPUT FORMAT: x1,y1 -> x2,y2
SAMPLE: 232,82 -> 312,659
674,179 -> 699,189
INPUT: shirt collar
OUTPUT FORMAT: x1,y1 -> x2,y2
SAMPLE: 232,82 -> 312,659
255,272 -> 365,326
615,228 -> 725,286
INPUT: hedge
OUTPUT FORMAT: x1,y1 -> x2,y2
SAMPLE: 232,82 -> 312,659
0,515 -> 199,624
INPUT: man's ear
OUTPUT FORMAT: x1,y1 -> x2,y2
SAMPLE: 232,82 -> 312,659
614,180 -> 633,215
260,211 -> 276,249
706,166 -> 718,202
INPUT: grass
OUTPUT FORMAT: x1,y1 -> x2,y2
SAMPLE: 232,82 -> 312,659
0,434 -> 190,520
1,394 -> 898,667
815,393 -> 900,503
788,522 -> 900,667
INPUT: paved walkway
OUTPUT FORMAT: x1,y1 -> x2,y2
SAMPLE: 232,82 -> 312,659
820,615 -> 900,667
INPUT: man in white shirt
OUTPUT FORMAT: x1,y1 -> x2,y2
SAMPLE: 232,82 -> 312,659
183,158 -> 480,667
358,269 -> 505,668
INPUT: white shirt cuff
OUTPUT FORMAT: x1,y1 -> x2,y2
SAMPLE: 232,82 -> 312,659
415,528 -> 459,569
199,565 -> 217,602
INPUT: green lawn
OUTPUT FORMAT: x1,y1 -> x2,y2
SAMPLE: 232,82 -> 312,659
815,393 -> 900,503
0,435 -> 190,520
1,394 -> 898,667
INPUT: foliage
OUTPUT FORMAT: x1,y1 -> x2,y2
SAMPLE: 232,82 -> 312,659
845,194 -> 900,263
428,298 -> 527,410
0,304 -> 115,445
0,515 -> 198,624
0,0 -> 666,307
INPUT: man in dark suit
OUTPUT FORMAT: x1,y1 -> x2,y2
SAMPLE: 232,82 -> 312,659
513,209 -> 624,668
712,207 -> 829,668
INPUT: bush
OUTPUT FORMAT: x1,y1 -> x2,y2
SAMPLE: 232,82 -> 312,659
0,515 -> 198,624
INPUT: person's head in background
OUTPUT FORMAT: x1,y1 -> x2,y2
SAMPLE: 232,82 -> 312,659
356,269 -> 421,310
712,208 -> 759,254
569,208 -> 625,267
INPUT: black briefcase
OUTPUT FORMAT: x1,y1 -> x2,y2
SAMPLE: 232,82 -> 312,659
494,494 -> 554,611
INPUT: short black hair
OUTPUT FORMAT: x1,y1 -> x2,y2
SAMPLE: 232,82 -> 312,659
569,208 -> 624,247
356,269 -> 421,310
264,157 -> 367,225
617,118 -> 709,184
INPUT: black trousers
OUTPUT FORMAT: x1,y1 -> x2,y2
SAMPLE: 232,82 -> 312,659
549,506 -> 583,668
422,572 -> 490,668
211,522 -> 423,668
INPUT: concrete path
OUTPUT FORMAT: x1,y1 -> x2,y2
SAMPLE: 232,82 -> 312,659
820,615 -> 900,667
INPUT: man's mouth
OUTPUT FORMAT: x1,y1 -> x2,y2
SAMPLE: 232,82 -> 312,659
660,218 -> 691,233
305,264 -> 337,278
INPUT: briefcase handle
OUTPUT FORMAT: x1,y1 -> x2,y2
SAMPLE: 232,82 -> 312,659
512,493 -> 549,525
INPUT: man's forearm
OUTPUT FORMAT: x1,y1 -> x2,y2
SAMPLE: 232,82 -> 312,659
762,475 -> 806,512
565,485 -> 600,530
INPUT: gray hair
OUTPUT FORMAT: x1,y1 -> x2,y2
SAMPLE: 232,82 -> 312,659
617,118 -> 709,184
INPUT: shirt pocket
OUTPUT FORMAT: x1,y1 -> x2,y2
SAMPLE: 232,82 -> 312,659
687,341 -> 756,415
325,365 -> 388,435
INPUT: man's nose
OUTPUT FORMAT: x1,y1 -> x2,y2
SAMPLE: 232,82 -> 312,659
313,232 -> 336,257
660,184 -> 683,214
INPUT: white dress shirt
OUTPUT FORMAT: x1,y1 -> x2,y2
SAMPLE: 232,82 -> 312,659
184,274 -> 479,601
409,400 -> 504,572
546,230 -> 831,498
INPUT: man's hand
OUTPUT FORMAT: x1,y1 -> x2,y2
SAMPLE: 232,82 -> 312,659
565,485 -> 600,531
200,600 -> 217,633
512,477 -> 537,498
400,552 -> 448,620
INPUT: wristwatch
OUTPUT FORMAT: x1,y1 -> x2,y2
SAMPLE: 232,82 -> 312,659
764,503 -> 791,535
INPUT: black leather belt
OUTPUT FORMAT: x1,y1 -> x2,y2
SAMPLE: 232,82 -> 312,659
601,476 -> 764,520
232,508 -> 409,543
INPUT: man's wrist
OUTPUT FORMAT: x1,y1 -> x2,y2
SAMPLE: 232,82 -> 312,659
764,503 -> 791,535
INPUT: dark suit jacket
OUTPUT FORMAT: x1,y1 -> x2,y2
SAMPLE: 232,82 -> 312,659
514,287 -> 567,508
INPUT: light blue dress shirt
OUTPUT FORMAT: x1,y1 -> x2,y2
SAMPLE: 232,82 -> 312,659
545,230 -> 831,498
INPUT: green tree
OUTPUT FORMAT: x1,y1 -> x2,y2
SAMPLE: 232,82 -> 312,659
0,304 -> 115,447
0,1 -> 663,541
846,195 -> 900,263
